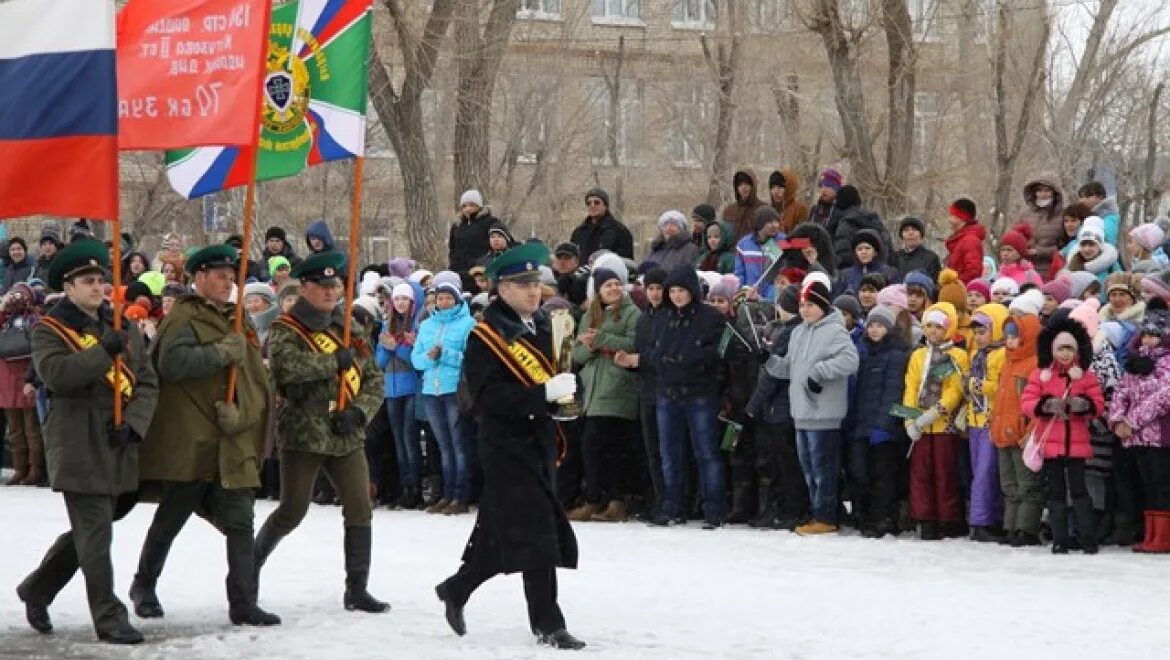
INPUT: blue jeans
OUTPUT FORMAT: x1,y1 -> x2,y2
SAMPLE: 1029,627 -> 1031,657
656,396 -> 726,521
424,394 -> 469,502
796,429 -> 843,523
386,396 -> 421,489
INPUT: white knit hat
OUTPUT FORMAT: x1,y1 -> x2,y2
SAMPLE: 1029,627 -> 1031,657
459,189 -> 483,208
391,282 -> 414,300
1008,288 -> 1044,316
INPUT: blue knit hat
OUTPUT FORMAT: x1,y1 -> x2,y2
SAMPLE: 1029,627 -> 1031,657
903,270 -> 936,299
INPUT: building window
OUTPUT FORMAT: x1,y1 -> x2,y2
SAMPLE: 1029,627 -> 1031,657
590,78 -> 644,166
592,0 -> 641,22
747,0 -> 789,32
518,0 -> 561,20
671,0 -> 715,28
670,84 -> 709,168
914,91 -> 938,165
910,0 -> 939,40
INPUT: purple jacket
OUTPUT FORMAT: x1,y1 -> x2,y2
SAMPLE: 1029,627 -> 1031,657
1108,346 -> 1170,449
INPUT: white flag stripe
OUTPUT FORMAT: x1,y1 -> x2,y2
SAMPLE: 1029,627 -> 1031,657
0,0 -> 114,60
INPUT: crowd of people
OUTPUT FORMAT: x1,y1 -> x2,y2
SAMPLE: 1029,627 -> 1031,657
5,168 -> 1170,565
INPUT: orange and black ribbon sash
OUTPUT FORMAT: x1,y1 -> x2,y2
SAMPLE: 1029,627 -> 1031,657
39,316 -> 136,403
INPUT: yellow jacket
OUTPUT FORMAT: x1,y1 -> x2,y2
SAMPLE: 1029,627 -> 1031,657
903,303 -> 969,433
966,303 -> 1008,429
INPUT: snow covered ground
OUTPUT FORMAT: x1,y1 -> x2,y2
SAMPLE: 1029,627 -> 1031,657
2,485 -> 1169,660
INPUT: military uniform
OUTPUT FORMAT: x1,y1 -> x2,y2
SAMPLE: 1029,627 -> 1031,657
128,245 -> 279,626
16,240 -> 159,644
253,251 -> 389,613
434,243 -> 585,650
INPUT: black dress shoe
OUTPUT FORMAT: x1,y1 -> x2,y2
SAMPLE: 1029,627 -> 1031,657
434,582 -> 466,636
129,580 -> 164,619
229,604 -> 282,626
24,602 -> 52,634
538,628 -> 587,650
98,624 -> 144,645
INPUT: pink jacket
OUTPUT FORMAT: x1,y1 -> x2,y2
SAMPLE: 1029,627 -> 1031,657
1107,347 -> 1170,449
1021,362 -> 1105,460
999,261 -> 1043,287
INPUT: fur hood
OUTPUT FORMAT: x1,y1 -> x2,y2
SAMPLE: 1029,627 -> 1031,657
1038,314 -> 1093,373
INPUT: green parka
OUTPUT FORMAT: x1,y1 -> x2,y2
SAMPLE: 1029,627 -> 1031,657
571,294 -> 640,420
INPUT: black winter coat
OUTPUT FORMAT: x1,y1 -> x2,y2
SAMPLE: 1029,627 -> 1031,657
569,213 -> 634,262
719,304 -> 771,423
890,245 -> 942,282
631,304 -> 664,400
745,319 -> 799,424
460,298 -> 578,574
846,333 -> 910,444
448,209 -> 498,287
830,206 -> 892,270
646,266 -> 724,400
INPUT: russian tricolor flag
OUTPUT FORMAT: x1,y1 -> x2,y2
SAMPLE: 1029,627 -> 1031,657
0,0 -> 118,220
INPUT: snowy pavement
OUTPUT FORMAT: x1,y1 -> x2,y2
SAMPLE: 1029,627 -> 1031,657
2,486 -> 1169,660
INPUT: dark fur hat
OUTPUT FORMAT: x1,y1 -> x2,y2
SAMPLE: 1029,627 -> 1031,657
1037,314 -> 1093,377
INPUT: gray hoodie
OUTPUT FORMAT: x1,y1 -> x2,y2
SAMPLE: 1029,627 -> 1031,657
765,309 -> 858,430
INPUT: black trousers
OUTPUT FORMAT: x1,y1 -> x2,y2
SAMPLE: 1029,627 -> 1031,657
867,441 -> 901,526
581,416 -> 638,504
755,421 -> 809,519
640,398 -> 663,509
1110,444 -> 1143,515
18,491 -> 138,635
1136,446 -> 1170,510
555,419 -> 584,507
443,563 -> 566,635
134,480 -> 257,609
1045,457 -> 1089,502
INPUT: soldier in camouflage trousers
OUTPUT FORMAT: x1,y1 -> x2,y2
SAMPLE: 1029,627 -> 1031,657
252,252 -> 390,614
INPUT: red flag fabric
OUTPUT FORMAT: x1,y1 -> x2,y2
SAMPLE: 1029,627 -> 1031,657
116,0 -> 269,150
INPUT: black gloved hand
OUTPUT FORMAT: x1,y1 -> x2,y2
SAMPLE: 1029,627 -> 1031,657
329,407 -> 366,436
100,330 -> 126,357
108,423 -> 139,448
335,348 -> 355,372
807,377 -> 823,394
1126,355 -> 1156,376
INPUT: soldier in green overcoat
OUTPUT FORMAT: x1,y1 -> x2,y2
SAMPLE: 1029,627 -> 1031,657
253,251 -> 389,613
127,245 -> 280,626
16,239 -> 159,644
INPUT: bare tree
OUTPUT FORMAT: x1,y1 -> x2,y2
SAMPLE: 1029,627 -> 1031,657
1142,81 -> 1165,223
368,0 -> 458,267
451,0 -> 522,199
802,0 -> 917,218
701,0 -> 743,206
991,0 -> 1050,234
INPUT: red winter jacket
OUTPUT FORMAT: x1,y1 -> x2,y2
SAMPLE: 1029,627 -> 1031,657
1021,362 -> 1105,460
944,222 -> 986,284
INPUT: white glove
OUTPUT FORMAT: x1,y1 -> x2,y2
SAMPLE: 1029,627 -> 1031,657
544,373 -> 577,402
914,408 -> 940,430
905,422 -> 923,442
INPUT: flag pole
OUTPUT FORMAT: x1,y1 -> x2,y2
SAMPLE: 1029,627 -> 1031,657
111,214 -> 124,427
337,155 -> 365,411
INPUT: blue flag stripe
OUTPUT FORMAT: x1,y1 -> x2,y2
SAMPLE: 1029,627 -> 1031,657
0,50 -> 116,140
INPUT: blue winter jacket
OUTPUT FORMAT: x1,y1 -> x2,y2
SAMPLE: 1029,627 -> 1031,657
846,332 -> 910,445
305,219 -> 336,252
376,281 -> 424,398
411,298 -> 476,396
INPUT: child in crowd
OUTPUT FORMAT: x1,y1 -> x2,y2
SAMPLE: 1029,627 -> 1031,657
843,229 -> 900,295
764,273 -> 859,535
990,314 -> 1044,546
857,273 -> 886,317
1067,216 -> 1121,289
966,279 -> 990,313
903,270 -> 935,321
998,224 -> 1044,287
937,269 -> 971,351
1022,317 -> 1105,554
903,302 -> 968,540
1128,223 -> 1166,274
849,305 -> 910,538
1107,305 -> 1170,553
966,304 -> 1009,541
991,277 -> 1018,304
944,198 -> 986,283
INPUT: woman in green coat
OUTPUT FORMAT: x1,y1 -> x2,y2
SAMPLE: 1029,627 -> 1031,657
566,268 -> 640,522
694,220 -> 736,274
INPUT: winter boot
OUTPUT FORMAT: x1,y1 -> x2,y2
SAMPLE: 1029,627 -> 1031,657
918,521 -> 941,541
21,449 -> 44,486
970,526 -> 1004,543
566,502 -> 600,522
426,498 -> 452,514
16,588 -> 52,634
537,628 -> 587,650
251,520 -> 287,602
5,448 -> 27,486
1049,500 -> 1070,554
225,531 -> 281,626
1135,511 -> 1170,554
726,484 -> 755,525
1113,512 -> 1145,548
1127,510 -> 1155,552
128,579 -> 164,619
942,521 -> 969,539
592,500 -> 628,522
398,486 -> 421,510
796,519 -> 839,535
1072,498 -> 1098,554
342,527 -> 390,613
442,501 -> 469,515
97,621 -> 144,645
1010,531 -> 1041,547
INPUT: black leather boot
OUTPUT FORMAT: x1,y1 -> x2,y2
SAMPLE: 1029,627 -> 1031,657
251,520 -> 286,602
1073,498 -> 1098,554
434,580 -> 466,636
538,628 -> 587,650
343,527 -> 390,613
1050,500 -> 1070,554
725,483 -> 754,525
225,531 -> 281,626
